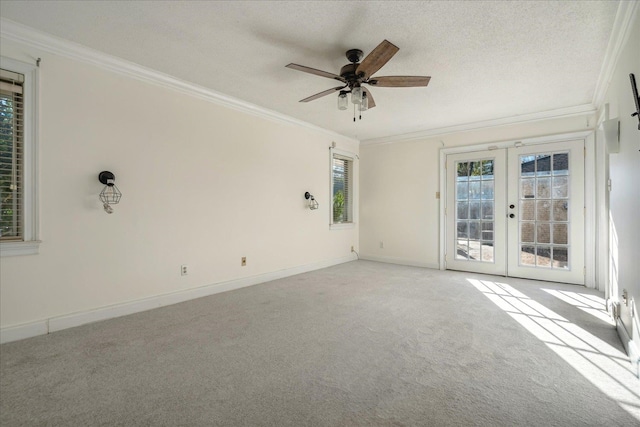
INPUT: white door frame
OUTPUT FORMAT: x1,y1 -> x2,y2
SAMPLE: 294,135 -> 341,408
445,149 -> 507,275
438,131 -> 597,288
506,139 -> 585,284
595,106 -> 611,296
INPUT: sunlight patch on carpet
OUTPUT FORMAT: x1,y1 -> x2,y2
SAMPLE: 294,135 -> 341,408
468,278 -> 640,421
542,289 -> 614,326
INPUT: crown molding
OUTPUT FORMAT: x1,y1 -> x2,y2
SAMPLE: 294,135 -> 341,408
1,10 -> 626,148
360,103 -> 596,146
592,1 -> 639,109
0,18 -> 358,144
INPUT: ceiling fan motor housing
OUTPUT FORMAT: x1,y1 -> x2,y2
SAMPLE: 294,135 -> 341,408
342,49 -> 365,88
346,49 -> 363,63
340,63 -> 360,85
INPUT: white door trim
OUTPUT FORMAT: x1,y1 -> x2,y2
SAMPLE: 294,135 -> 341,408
439,131 -> 596,288
584,133 -> 597,288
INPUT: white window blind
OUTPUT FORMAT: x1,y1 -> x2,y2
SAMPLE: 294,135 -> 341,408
332,153 -> 352,223
0,68 -> 25,241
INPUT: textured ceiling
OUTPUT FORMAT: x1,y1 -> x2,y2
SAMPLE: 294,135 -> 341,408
0,1 -> 620,141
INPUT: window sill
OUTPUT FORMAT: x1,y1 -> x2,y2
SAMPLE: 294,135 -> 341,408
330,222 -> 355,230
0,241 -> 41,257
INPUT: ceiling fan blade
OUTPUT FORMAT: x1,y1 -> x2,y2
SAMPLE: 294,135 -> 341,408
356,40 -> 399,80
362,88 -> 376,108
286,63 -> 346,82
368,76 -> 431,87
299,86 -> 346,102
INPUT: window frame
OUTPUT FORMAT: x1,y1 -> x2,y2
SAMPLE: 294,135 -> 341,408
330,148 -> 356,230
0,57 -> 39,257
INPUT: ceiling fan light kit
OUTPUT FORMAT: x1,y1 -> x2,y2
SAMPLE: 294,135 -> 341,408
338,91 -> 348,110
286,39 -> 431,122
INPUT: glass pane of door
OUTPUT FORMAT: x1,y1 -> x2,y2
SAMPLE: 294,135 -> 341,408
455,160 -> 495,262
518,152 -> 570,269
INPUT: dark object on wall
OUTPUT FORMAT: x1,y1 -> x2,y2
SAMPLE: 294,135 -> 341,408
98,171 -> 122,214
304,192 -> 319,210
98,171 -> 115,186
631,73 -> 640,130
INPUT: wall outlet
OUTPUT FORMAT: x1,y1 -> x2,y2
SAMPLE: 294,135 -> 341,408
611,301 -> 620,318
379,241 -> 384,249
241,257 -> 246,266
181,264 -> 188,276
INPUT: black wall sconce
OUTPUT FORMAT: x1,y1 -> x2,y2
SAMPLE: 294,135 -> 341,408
99,171 -> 122,214
304,192 -> 319,210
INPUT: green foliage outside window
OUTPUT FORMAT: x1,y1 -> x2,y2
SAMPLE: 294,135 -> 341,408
333,190 -> 345,222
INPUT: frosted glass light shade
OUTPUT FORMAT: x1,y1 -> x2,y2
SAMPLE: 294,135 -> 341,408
338,92 -> 348,110
360,93 -> 368,111
351,86 -> 362,104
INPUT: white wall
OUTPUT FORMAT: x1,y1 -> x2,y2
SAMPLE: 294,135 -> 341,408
600,8 -> 640,361
359,115 -> 594,268
0,38 -> 359,333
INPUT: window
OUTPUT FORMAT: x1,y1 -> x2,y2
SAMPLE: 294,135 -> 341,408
0,58 -> 38,256
331,150 -> 354,226
1,69 -> 24,241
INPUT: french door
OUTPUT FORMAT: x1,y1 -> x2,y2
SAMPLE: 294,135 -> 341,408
445,140 -> 585,284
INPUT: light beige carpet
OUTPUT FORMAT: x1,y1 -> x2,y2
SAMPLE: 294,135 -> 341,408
1,261 -> 638,426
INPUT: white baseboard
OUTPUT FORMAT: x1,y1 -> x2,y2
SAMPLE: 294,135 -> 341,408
0,321 -> 48,344
0,255 -> 356,344
616,317 -> 640,378
359,254 -> 439,270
